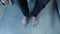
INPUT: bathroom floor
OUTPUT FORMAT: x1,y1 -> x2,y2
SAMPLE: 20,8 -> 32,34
0,0 -> 60,34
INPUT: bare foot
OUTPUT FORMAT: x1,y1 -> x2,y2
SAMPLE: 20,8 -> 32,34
22,16 -> 28,27
32,17 -> 38,27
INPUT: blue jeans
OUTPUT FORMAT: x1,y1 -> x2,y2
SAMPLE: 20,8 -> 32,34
56,0 -> 60,15
15,0 -> 50,17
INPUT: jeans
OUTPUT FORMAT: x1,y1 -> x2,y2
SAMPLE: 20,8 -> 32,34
56,0 -> 60,15
15,0 -> 50,17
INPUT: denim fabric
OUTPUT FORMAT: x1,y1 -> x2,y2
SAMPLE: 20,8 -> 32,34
14,0 -> 50,17
56,0 -> 60,15
32,0 -> 50,17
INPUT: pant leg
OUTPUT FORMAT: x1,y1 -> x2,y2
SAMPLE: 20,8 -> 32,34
32,0 -> 50,17
56,0 -> 60,15
17,0 -> 29,17
9,0 -> 15,4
